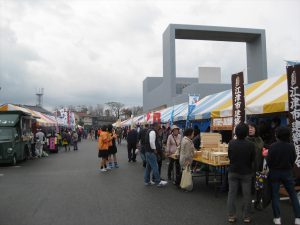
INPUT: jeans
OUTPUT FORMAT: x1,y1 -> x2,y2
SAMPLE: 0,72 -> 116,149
269,170 -> 300,218
144,152 -> 160,184
227,172 -> 252,218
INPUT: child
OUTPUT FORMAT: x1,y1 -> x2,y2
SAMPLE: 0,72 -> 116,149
107,124 -> 119,169
98,125 -> 111,172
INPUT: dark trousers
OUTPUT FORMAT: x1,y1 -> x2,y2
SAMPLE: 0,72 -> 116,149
167,158 -> 181,184
269,170 -> 300,218
158,159 -> 162,175
127,142 -> 136,161
117,136 -> 122,144
227,172 -> 252,218
73,141 -> 78,150
168,158 -> 175,179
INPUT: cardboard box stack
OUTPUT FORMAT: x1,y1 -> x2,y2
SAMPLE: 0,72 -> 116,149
200,133 -> 229,165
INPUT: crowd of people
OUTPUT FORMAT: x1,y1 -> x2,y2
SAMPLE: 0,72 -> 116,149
96,118 -> 300,225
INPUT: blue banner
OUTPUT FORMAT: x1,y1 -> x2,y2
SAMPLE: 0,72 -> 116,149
186,95 -> 200,128
170,106 -> 174,127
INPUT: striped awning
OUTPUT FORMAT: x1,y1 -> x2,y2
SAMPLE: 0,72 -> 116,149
211,74 -> 287,118
0,104 -> 58,127
160,102 -> 187,123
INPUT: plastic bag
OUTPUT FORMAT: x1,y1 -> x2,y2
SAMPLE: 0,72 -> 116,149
180,165 -> 193,191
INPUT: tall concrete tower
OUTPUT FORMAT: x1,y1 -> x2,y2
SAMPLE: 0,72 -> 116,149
36,88 -> 44,107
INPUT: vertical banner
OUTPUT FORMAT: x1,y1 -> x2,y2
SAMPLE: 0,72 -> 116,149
153,112 -> 161,124
186,95 -> 200,128
231,72 -> 246,137
287,64 -> 300,171
169,106 -> 174,128
67,111 -> 70,128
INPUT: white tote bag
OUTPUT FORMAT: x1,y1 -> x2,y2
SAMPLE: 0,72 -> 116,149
180,165 -> 193,191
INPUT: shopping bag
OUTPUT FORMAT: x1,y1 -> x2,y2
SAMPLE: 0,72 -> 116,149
180,166 -> 193,191
255,159 -> 271,210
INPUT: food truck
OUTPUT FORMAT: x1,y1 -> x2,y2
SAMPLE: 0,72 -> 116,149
0,111 -> 32,165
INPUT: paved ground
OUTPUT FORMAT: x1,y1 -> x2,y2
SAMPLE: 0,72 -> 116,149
0,139 -> 295,225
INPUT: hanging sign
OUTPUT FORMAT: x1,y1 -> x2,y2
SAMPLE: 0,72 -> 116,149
287,64 -> 300,170
186,95 -> 200,128
231,72 -> 245,136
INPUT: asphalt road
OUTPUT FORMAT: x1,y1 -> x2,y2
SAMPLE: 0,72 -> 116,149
0,139 -> 295,225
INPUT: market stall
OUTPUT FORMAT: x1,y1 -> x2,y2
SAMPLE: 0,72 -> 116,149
169,133 -> 229,195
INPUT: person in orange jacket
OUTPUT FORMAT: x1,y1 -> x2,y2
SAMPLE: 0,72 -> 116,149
98,125 -> 112,172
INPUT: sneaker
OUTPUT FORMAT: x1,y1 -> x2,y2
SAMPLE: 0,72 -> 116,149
273,218 -> 281,225
295,218 -> 300,225
243,217 -> 251,223
144,181 -> 155,186
157,180 -> 168,187
100,168 -> 107,172
228,216 -> 236,223
106,167 -> 112,170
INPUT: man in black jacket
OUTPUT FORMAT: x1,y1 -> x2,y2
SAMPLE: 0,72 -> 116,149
267,126 -> 300,225
127,127 -> 138,162
227,123 -> 256,223
138,124 -> 149,167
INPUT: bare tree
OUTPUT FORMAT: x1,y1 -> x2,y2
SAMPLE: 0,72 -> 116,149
104,109 -> 111,117
88,105 -> 94,115
121,108 -> 132,119
105,102 -> 124,118
94,104 -> 104,116
131,106 -> 143,116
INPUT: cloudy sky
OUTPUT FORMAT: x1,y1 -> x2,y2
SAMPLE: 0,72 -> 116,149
0,0 -> 299,110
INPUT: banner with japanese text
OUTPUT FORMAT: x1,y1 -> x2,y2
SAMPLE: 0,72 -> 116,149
186,95 -> 200,128
287,64 -> 300,169
231,72 -> 245,136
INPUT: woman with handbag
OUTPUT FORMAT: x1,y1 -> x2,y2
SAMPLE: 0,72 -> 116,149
179,128 -> 196,191
166,125 -> 181,180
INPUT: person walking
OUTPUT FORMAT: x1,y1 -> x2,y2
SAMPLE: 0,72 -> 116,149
166,125 -> 181,180
116,127 -> 122,145
127,127 -> 138,162
62,130 -> 69,152
72,131 -> 78,151
94,128 -> 98,141
91,129 -> 95,141
35,128 -> 45,157
107,124 -> 119,169
267,126 -> 300,225
98,125 -> 111,172
144,122 -> 168,187
138,124 -> 149,168
227,123 -> 256,223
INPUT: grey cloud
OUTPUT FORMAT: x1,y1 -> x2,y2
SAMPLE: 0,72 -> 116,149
0,25 -> 43,105
1,0 -> 300,111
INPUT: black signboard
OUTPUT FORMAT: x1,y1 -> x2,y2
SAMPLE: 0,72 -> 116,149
231,72 -> 246,137
287,64 -> 300,171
